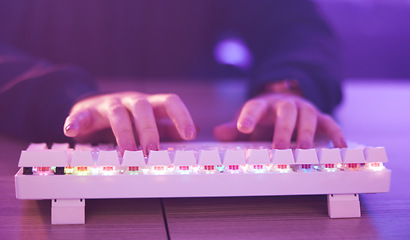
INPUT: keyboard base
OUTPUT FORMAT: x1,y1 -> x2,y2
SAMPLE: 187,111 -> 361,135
51,199 -> 85,224
15,168 -> 390,224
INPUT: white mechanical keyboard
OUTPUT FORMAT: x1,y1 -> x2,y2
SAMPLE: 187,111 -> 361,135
15,142 -> 391,224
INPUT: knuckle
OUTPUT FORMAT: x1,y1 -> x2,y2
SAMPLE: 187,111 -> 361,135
130,97 -> 150,108
329,127 -> 343,137
276,99 -> 297,110
165,93 -> 182,104
140,125 -> 159,133
275,126 -> 294,135
107,103 -> 126,115
298,128 -> 315,137
245,99 -> 267,110
321,114 -> 333,122
301,104 -> 317,116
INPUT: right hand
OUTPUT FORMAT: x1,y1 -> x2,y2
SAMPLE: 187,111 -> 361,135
63,92 -> 196,155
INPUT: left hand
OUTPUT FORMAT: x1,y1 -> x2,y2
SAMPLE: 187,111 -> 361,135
213,92 -> 347,149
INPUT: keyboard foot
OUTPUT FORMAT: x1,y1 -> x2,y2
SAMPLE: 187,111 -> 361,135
51,199 -> 85,224
327,194 -> 361,218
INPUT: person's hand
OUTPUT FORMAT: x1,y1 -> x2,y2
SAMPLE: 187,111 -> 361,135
63,91 -> 196,154
213,83 -> 346,149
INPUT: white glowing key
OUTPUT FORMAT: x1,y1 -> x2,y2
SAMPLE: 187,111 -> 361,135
271,149 -> 295,165
173,150 -> 196,166
27,143 -> 48,150
341,148 -> 365,163
222,149 -> 246,165
18,150 -> 68,167
317,148 -> 342,164
197,150 -> 222,166
71,151 -> 94,166
294,149 -> 319,164
364,147 -> 388,163
51,143 -> 70,150
74,144 -> 94,151
246,149 -> 271,165
122,151 -> 146,167
147,150 -> 172,166
97,150 -> 120,166
19,143 -> 69,167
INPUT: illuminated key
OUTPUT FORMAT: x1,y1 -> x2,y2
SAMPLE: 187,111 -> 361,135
317,148 -> 342,172
50,143 -> 71,175
71,146 -> 94,175
341,148 -> 365,171
223,149 -> 246,173
364,147 -> 388,171
51,143 -> 70,150
294,149 -> 319,172
173,150 -> 197,174
147,151 -> 172,174
27,143 -> 47,150
97,150 -> 120,175
364,147 -> 388,163
122,150 -> 146,174
271,149 -> 294,172
19,143 -> 69,175
246,149 -> 271,173
198,150 -> 222,173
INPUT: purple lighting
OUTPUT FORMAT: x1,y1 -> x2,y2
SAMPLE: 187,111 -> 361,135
213,38 -> 252,70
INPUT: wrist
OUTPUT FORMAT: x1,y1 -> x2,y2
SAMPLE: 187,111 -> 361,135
261,79 -> 304,97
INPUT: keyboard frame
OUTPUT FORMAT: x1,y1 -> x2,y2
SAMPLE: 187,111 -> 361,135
14,142 -> 392,224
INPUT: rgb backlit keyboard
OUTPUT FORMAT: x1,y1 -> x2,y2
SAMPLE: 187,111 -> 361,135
15,142 -> 391,224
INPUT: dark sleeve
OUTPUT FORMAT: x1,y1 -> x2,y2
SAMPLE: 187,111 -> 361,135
247,0 -> 343,114
0,41 -> 98,142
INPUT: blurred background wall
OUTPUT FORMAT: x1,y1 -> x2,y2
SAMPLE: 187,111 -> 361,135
316,0 -> 410,79
1,0 -> 409,79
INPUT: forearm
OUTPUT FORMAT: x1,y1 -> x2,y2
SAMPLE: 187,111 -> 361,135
0,42 -> 98,142
248,0 -> 343,114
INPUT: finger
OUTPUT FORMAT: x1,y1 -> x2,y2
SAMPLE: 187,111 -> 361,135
161,94 -> 196,140
64,109 -> 94,137
125,98 -> 159,155
156,119 -> 200,141
295,103 -> 317,149
104,101 -> 137,154
237,99 -> 268,134
272,100 -> 297,149
317,114 -> 347,148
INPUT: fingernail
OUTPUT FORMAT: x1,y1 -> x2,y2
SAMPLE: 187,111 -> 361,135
274,142 -> 288,149
123,144 -> 137,152
238,119 -> 253,131
185,126 -> 196,140
299,141 -> 312,149
145,143 -> 158,156
64,124 -> 78,136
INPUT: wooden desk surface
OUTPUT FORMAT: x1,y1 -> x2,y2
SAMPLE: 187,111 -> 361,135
1,79 -> 409,239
